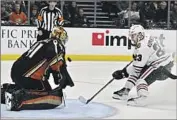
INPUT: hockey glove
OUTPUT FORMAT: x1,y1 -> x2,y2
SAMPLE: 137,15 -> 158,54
112,68 -> 129,80
43,67 -> 63,85
59,65 -> 74,89
52,70 -> 63,85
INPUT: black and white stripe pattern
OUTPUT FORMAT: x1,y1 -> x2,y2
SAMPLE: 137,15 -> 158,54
55,7 -> 63,25
37,6 -> 63,32
128,65 -> 143,85
133,65 -> 143,74
136,56 -> 171,80
150,55 -> 171,66
137,83 -> 148,92
126,65 -> 144,86
127,75 -> 138,86
139,66 -> 154,79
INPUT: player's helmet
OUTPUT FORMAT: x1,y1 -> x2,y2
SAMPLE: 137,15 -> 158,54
51,26 -> 68,45
129,25 -> 145,45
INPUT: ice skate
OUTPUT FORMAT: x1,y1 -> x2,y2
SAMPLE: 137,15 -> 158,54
113,87 -> 130,100
127,96 -> 148,107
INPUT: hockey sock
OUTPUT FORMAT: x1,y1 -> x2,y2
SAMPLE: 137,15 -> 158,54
136,79 -> 149,97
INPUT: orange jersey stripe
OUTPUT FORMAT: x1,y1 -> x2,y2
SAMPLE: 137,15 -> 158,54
18,95 -> 62,109
30,61 -> 49,80
50,61 -> 63,71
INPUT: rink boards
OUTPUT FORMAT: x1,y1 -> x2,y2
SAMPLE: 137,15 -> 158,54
1,26 -> 177,61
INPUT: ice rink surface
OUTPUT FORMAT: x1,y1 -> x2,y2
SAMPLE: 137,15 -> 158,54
1,61 -> 177,119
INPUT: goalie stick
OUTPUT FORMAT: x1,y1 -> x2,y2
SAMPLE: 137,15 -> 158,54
53,40 -> 66,106
78,61 -> 133,104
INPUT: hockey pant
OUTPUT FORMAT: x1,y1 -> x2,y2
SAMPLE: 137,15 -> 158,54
125,61 -> 174,97
140,61 -> 174,85
1,83 -> 63,111
11,72 -> 52,91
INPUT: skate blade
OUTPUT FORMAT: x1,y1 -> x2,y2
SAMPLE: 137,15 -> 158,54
112,94 -> 128,100
127,100 -> 147,107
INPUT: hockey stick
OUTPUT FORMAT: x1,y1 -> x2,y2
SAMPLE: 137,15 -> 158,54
53,40 -> 64,83
79,61 -> 133,104
78,78 -> 115,104
53,40 -> 66,106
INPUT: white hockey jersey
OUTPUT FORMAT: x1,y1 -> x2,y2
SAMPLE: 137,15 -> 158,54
126,34 -> 174,83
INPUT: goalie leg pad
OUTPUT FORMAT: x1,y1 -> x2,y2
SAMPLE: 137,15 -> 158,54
5,92 -> 14,111
1,83 -> 20,104
5,88 -> 63,111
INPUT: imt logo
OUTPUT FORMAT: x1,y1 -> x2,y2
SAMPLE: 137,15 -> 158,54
92,30 -> 132,49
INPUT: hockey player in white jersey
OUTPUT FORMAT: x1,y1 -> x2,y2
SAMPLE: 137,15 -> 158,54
112,25 -> 176,106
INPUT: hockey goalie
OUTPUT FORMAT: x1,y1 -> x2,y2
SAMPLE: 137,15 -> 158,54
112,25 -> 176,106
1,26 -> 74,111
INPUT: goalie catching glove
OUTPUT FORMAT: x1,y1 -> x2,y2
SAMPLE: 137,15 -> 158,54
45,63 -> 74,89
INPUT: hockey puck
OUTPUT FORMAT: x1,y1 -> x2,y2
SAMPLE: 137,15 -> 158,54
67,57 -> 72,62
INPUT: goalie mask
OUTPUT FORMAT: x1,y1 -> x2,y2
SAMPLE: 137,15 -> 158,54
51,26 -> 68,45
129,25 -> 145,48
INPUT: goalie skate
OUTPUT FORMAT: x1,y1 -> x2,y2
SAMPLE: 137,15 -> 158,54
5,92 -> 13,111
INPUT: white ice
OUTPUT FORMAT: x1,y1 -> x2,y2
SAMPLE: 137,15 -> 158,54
1,99 -> 117,119
1,61 -> 177,119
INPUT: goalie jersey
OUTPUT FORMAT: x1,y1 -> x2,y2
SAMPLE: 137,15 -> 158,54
126,34 -> 174,80
11,39 -> 65,81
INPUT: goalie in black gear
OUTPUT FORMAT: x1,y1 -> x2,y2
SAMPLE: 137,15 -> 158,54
1,26 -> 74,111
